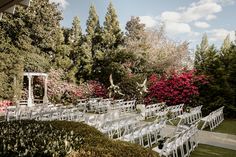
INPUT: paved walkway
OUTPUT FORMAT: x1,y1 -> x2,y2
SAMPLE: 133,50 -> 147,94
161,125 -> 236,150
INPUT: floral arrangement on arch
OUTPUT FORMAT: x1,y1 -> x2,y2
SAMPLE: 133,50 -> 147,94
0,100 -> 12,112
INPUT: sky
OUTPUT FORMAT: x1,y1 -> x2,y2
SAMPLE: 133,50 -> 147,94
49,0 -> 236,49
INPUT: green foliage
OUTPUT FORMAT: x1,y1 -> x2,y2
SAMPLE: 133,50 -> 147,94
51,121 -> 159,157
0,39 -> 23,101
194,35 -> 236,118
24,53 -> 50,72
86,5 -> 99,48
69,17 -> 83,46
90,2 -> 126,85
0,120 -> 159,157
102,2 -> 123,50
125,16 -> 146,40
119,74 -> 146,101
0,120 -> 84,156
68,16 -> 93,82
124,16 -> 149,75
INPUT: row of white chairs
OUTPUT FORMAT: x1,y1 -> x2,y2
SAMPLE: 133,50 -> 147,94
89,98 -> 112,114
119,100 -> 136,113
5,104 -> 85,122
99,115 -> 139,139
78,98 -> 136,114
167,104 -> 185,117
119,119 -> 167,148
201,106 -> 224,131
178,106 -> 202,125
110,99 -> 124,110
140,103 -> 184,120
153,123 -> 199,157
84,111 -> 139,139
155,103 -> 185,120
143,103 -> 163,119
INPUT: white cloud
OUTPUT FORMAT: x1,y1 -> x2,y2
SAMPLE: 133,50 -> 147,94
49,0 -> 69,9
218,0 -> 235,6
205,14 -> 217,20
161,11 -> 181,22
157,0 -> 223,35
138,0 -> 234,45
181,1 -> 222,22
139,16 -> 158,28
165,22 -> 192,34
139,15 -> 191,35
207,29 -> 235,41
194,21 -> 210,28
160,0 -> 222,23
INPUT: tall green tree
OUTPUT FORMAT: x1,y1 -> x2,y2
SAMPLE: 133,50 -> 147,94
102,2 -> 123,50
0,0 -> 65,100
227,44 -> 236,112
193,34 -> 236,117
69,16 -> 83,63
0,0 -> 63,72
124,16 -> 149,74
69,16 -> 83,46
68,16 -> 93,82
125,16 -> 146,41
85,5 -> 100,56
0,35 -> 23,100
91,2 -> 125,84
194,34 -> 209,73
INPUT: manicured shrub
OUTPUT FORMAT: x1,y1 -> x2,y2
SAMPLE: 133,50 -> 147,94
0,121 -> 158,157
51,121 -> 159,157
0,120 -> 84,156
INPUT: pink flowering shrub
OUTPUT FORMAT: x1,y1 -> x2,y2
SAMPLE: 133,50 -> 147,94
0,100 -> 12,112
146,70 -> 208,105
46,69 -> 107,104
86,80 -> 107,98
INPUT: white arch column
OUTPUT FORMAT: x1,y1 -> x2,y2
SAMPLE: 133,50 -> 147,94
27,75 -> 34,107
43,75 -> 48,104
23,72 -> 48,106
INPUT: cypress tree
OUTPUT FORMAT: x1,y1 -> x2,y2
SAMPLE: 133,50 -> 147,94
194,34 -> 210,73
125,16 -> 146,40
86,5 -> 99,51
68,16 -> 93,82
102,2 -> 123,50
69,16 -> 83,46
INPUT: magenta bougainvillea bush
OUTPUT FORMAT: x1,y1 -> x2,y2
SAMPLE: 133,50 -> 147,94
86,80 -> 107,98
146,70 -> 208,105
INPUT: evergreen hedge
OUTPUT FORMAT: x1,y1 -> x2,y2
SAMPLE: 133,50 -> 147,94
0,120 -> 159,157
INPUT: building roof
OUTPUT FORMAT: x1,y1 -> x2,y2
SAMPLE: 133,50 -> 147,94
0,0 -> 30,16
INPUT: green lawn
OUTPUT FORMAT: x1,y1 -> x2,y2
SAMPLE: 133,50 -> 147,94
191,144 -> 236,157
201,119 -> 236,135
211,119 -> 236,135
